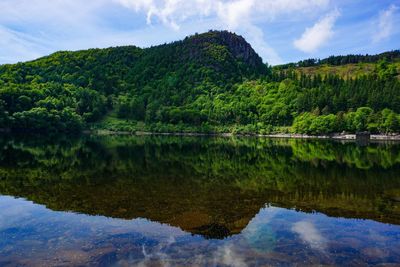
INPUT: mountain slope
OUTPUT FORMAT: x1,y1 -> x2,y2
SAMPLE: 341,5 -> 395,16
0,30 -> 265,93
275,50 -> 400,79
0,31 -> 399,135
0,31 -> 267,132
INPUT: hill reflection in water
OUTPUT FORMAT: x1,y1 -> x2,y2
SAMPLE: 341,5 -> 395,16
0,195 -> 399,266
1,135 -> 400,265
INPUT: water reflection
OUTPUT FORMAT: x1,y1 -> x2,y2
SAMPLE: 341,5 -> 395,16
292,221 -> 327,251
0,135 -> 400,265
1,196 -> 399,266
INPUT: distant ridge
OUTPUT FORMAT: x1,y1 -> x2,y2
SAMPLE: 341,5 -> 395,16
276,50 -> 400,69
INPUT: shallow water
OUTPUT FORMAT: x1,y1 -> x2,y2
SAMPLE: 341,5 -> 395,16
0,135 -> 400,266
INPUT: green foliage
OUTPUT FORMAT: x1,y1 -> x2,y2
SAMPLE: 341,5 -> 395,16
292,113 -> 337,135
0,30 -> 399,134
276,50 -> 400,68
75,88 -> 107,122
0,100 -> 9,128
380,108 -> 400,133
1,135 -> 400,226
292,107 -> 400,135
12,107 -> 82,133
0,31 -> 266,133
292,113 -> 315,134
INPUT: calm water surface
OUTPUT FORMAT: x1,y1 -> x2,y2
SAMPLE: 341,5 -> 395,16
0,135 -> 400,266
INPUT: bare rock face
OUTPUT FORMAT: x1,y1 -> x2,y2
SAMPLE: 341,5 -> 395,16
184,30 -> 264,68
213,30 -> 263,67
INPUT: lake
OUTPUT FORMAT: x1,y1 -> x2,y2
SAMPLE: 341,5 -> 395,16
0,135 -> 400,266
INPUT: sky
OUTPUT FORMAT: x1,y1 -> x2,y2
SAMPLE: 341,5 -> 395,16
0,0 -> 399,65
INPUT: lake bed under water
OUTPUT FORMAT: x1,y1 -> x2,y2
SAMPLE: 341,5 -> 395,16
0,135 -> 399,266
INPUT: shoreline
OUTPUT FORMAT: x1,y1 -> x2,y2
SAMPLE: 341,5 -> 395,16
90,129 -> 400,141
4,128 -> 400,141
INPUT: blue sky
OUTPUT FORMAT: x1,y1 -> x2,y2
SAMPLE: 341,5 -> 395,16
0,0 -> 399,65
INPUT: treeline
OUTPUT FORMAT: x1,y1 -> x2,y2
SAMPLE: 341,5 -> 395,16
292,108 -> 400,135
275,60 -> 400,114
0,31 -> 267,133
276,50 -> 400,69
0,82 -> 108,132
0,31 -> 399,135
107,70 -> 400,135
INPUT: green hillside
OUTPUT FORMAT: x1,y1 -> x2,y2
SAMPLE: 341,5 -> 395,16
291,62 -> 400,80
0,30 -> 399,135
1,135 -> 399,229
275,51 -> 400,80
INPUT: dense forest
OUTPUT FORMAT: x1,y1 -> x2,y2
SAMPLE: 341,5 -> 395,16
0,30 -> 399,134
1,135 -> 399,227
276,50 -> 400,68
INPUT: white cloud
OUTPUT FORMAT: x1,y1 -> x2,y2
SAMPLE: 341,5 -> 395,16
216,0 -> 255,29
115,0 -> 218,30
218,245 -> 247,267
244,25 -> 283,66
114,0 -> 330,64
294,9 -> 340,53
373,5 -> 398,43
0,0 -> 330,65
115,0 -> 329,29
292,221 -> 327,250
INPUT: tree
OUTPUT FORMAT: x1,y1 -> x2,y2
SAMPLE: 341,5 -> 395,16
380,109 -> 400,133
0,100 -> 9,128
292,112 -> 315,134
75,88 -> 107,122
353,107 -> 373,131
308,114 -> 337,134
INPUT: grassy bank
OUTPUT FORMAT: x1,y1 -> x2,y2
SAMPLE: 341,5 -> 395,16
89,113 -> 291,135
89,114 -> 400,140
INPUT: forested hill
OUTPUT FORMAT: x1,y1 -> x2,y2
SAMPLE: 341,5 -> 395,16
276,50 -> 400,69
0,30 -> 400,135
0,30 -> 265,90
274,50 -> 400,80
